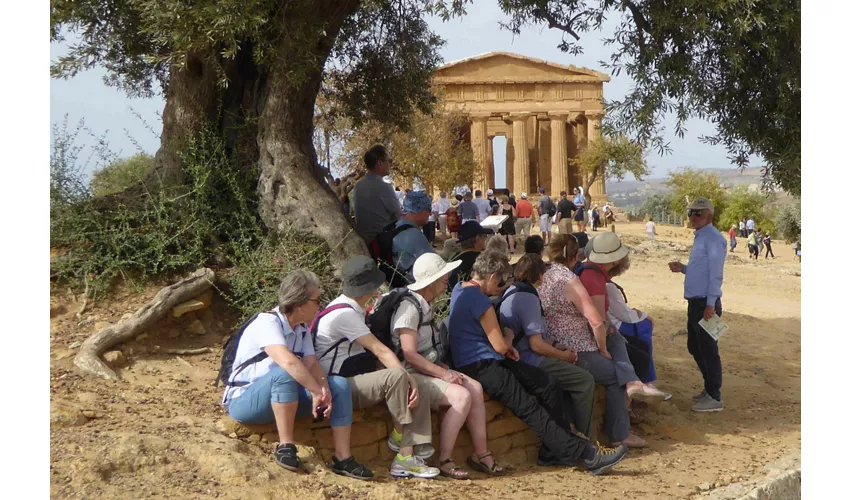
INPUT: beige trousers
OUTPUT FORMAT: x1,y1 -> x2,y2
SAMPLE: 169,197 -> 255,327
557,218 -> 573,235
347,368 -> 432,447
515,217 -> 532,239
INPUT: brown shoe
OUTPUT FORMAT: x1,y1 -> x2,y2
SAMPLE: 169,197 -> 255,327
611,433 -> 647,448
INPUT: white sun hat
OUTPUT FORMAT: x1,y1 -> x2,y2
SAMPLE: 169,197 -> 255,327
588,232 -> 630,264
407,253 -> 462,291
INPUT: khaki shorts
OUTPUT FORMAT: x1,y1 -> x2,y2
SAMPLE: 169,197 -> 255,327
410,373 -> 452,411
558,218 -> 573,235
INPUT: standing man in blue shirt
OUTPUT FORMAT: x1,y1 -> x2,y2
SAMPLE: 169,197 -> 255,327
668,197 -> 727,413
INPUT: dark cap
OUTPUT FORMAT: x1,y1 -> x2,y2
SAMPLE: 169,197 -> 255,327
341,256 -> 386,297
458,221 -> 494,242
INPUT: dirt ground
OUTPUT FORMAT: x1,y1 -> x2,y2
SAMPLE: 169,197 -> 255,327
49,220 -> 801,499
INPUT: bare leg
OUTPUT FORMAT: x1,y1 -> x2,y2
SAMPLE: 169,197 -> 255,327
332,426 -> 352,460
436,384 -> 472,462
459,377 -> 497,468
271,401 -> 299,443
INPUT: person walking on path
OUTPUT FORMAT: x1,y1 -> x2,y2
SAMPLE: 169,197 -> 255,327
554,191 -> 576,236
645,217 -> 657,241
537,187 -> 556,246
763,232 -> 775,259
573,187 -> 586,233
747,230 -> 759,260
728,226 -> 737,252
515,193 -> 535,241
498,196 -> 517,253
668,197 -> 727,412
746,217 -> 755,237
435,191 -> 451,239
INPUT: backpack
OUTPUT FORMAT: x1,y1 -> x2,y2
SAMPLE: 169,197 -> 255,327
369,221 -> 418,288
215,309 -> 276,388
494,281 -> 544,347
309,303 -> 381,377
539,196 -> 556,217
446,208 -> 461,231
366,289 -> 438,360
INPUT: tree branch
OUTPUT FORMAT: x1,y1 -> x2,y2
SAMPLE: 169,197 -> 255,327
532,8 -> 581,41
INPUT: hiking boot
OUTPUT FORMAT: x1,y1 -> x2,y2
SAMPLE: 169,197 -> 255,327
386,429 -> 435,459
390,454 -> 440,479
329,455 -> 374,480
692,395 -> 723,412
691,389 -> 707,402
537,446 -> 577,467
583,443 -> 628,476
273,443 -> 302,472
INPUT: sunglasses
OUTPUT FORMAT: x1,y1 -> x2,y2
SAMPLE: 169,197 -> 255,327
687,209 -> 706,217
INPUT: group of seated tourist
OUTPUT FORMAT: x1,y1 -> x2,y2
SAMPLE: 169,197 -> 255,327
220,228 -> 669,480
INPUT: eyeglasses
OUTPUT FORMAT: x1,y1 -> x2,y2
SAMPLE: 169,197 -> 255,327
687,210 -> 705,217
306,297 -> 322,305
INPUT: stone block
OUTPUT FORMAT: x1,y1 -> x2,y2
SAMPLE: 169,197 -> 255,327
186,319 -> 206,336
218,416 -> 275,438
350,421 -> 388,448
510,429 -> 539,448
489,435 -> 512,456
525,445 -> 541,463
172,290 -> 213,318
103,350 -> 127,367
350,442 -> 380,462
50,401 -> 88,428
484,400 -> 505,422
378,443 -> 396,461
499,447 -> 529,468
454,429 -> 472,447
486,417 -> 528,439
591,385 -> 607,442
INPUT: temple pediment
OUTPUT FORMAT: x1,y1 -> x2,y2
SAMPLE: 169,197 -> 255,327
435,51 -> 610,84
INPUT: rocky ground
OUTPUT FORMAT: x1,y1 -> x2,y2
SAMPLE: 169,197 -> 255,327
49,221 -> 801,499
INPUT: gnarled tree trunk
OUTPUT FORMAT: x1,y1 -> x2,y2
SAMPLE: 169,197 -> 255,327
256,1 -> 368,264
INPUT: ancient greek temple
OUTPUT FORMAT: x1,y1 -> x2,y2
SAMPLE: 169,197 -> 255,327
434,52 -> 609,201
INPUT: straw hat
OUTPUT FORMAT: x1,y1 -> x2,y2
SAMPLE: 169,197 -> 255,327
449,198 -> 460,208
407,254 -> 462,291
588,232 -> 630,264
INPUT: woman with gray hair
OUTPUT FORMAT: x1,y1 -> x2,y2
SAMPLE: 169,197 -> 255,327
221,270 -> 369,479
448,251 -> 628,475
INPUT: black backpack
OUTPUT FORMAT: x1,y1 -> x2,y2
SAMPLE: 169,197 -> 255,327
215,310 -> 275,388
494,281 -> 544,346
366,289 -> 438,360
372,222 -> 418,288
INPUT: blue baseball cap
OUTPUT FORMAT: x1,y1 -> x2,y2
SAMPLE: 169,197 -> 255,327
403,190 -> 432,214
458,221 -> 494,242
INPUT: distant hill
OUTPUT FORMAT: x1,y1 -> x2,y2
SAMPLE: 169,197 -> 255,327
605,167 -> 775,208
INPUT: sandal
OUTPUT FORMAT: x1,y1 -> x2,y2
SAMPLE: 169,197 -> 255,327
466,451 -> 505,476
438,458 -> 469,479
330,455 -> 375,481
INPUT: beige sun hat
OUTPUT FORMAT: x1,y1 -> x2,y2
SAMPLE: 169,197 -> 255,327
687,197 -> 715,214
588,232 -> 630,264
407,253 -> 462,291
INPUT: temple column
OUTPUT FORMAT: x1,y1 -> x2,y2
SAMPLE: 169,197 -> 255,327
505,124 -> 514,190
585,110 -> 606,200
549,113 -> 569,195
486,136 -> 495,189
511,113 -> 530,195
470,115 -> 489,191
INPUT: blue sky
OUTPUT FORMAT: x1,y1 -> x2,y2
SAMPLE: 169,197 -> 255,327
49,2 -> 754,184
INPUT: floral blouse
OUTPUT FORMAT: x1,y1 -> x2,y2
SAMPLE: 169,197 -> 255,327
539,262 -> 598,353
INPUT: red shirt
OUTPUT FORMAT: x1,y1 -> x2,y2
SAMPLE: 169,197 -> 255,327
515,199 -> 534,218
578,263 -> 611,312
729,227 -> 737,237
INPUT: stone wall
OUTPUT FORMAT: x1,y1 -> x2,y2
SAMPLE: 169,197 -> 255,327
219,388 -> 609,467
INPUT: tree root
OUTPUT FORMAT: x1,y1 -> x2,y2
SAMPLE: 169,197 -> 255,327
152,347 -> 212,356
74,268 -> 215,379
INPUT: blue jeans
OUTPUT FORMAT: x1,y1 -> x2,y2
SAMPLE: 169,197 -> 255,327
227,365 -> 353,428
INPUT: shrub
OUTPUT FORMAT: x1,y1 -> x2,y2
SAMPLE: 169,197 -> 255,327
774,198 -> 801,243
90,153 -> 155,197
717,186 -> 774,233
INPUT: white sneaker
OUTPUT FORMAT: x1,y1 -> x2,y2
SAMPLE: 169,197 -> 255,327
390,454 -> 440,479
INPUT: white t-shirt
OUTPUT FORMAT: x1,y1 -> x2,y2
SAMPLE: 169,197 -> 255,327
646,221 -> 656,234
389,291 -> 439,372
222,308 -> 314,404
606,282 -> 647,330
313,295 -> 372,375
435,197 -> 451,215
